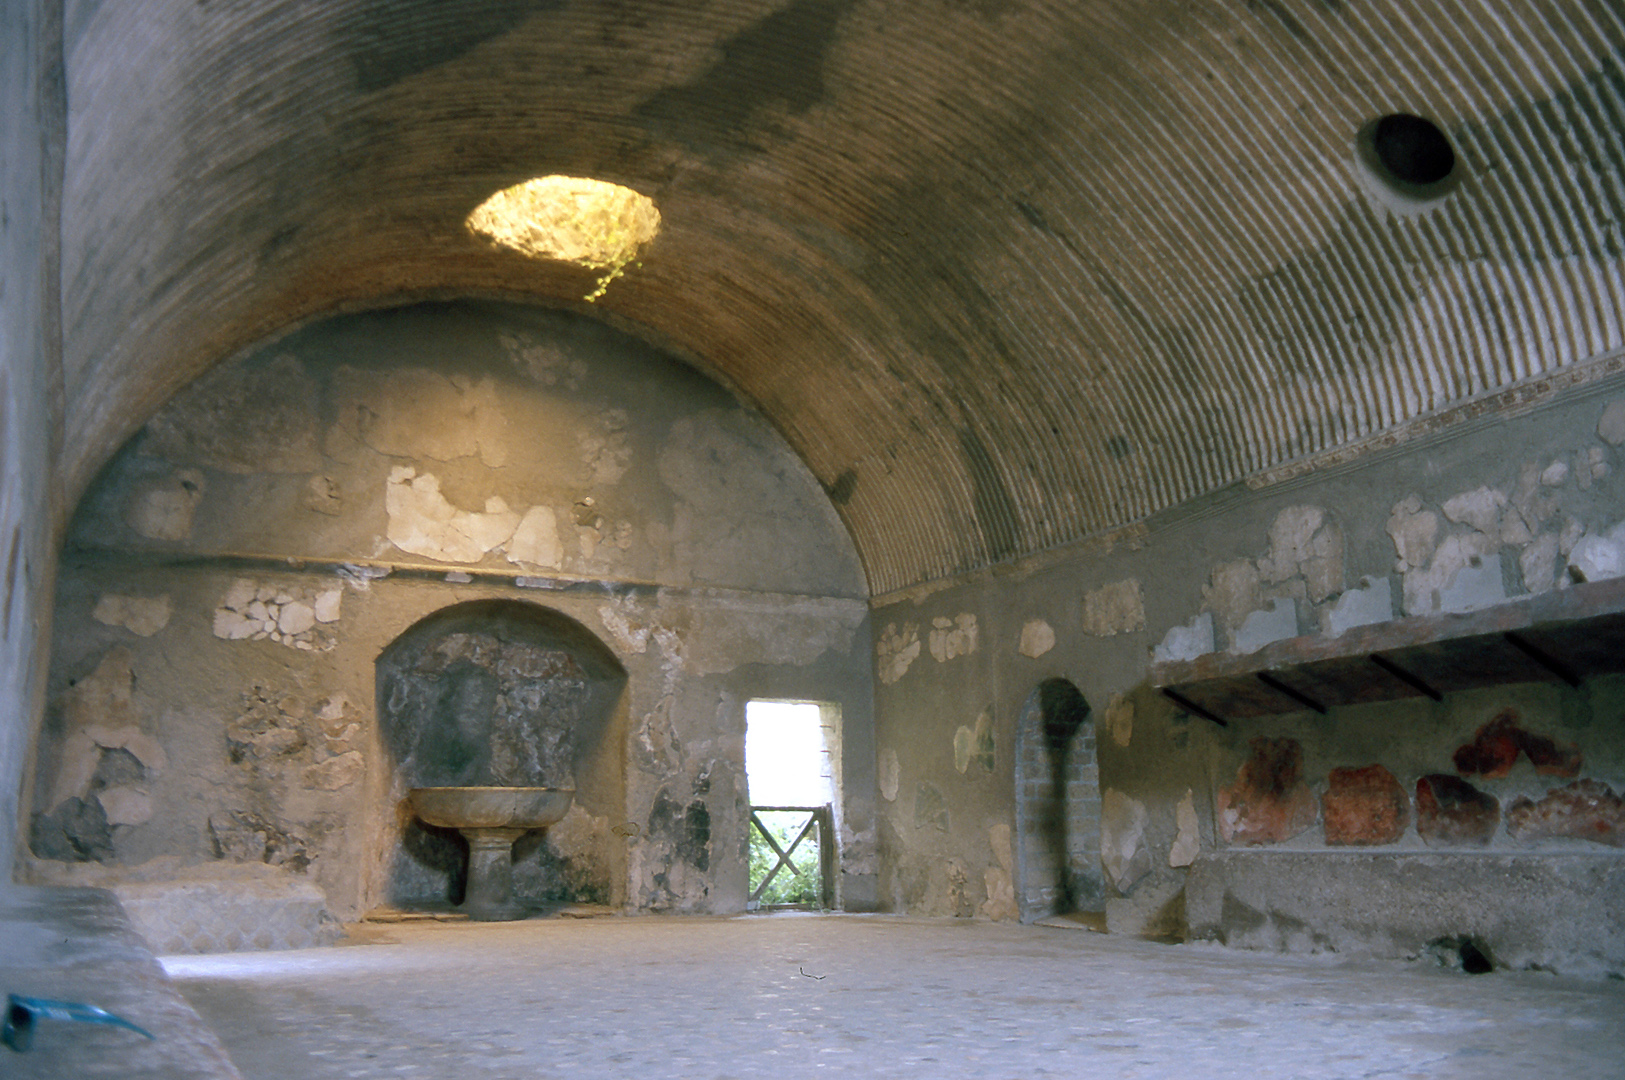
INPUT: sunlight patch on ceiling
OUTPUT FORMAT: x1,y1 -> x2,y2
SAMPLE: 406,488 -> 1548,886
467,176 -> 660,301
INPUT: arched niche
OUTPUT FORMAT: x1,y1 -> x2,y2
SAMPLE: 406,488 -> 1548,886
1014,678 -> 1102,921
375,599 -> 627,911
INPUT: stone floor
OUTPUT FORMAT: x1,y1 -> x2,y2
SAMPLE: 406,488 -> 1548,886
161,914 -> 1624,1080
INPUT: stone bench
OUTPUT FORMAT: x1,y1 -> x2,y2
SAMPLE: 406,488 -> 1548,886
0,885 -> 242,1079
1185,849 -> 1625,978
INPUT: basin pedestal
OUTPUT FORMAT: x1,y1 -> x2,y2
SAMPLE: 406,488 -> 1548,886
407,787 -> 574,922
462,827 -> 529,921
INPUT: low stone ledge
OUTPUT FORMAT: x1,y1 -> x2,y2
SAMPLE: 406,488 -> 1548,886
0,885 -> 242,1078
1186,850 -> 1625,978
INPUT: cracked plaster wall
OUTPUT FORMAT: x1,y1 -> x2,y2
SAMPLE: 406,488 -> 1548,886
23,301 -> 874,933
872,386 -> 1625,970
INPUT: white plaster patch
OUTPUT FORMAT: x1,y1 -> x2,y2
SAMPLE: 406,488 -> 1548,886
980,823 -> 1018,921
1500,506 -> 1534,547
125,469 -> 205,541
953,710 -> 995,775
1017,619 -> 1055,658
313,589 -> 342,623
97,786 -> 153,827
1569,523 -> 1625,583
1589,446 -> 1610,480
598,601 -> 651,654
1386,495 -> 1439,573
92,594 -> 172,637
1231,597 -> 1299,654
1599,399 -> 1625,446
928,613 -> 979,662
1258,506 -> 1343,602
213,578 -> 339,651
1152,612 -> 1214,663
1520,533 -> 1560,594
1442,485 -> 1507,538
878,748 -> 900,802
1169,789 -> 1199,868
1081,579 -> 1145,637
506,505 -> 563,570
1323,576 -> 1392,637
579,410 -> 633,485
301,751 -> 365,791
277,601 -> 315,636
385,466 -> 521,563
1201,559 -> 1263,638
876,622 -> 922,685
499,332 -> 588,390
1541,459 -> 1570,486
1100,789 -> 1149,892
1401,532 -> 1499,615
1103,692 -> 1133,749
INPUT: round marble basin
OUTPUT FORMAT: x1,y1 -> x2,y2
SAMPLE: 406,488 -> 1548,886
408,786 -> 574,831
406,787 -> 574,921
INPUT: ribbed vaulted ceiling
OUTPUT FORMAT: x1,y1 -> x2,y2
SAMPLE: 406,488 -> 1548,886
59,0 -> 1625,595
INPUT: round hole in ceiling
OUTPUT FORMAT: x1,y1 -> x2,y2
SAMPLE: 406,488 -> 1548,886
1373,113 -> 1456,186
1354,113 -> 1461,214
467,176 -> 661,301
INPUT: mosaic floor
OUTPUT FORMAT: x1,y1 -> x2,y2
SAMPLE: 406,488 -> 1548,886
164,913 -> 1625,1080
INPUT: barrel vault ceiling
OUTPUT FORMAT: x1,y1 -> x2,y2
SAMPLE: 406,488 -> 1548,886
58,0 -> 1625,595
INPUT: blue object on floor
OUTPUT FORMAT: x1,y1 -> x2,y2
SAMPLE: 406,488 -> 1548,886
3,994 -> 155,1052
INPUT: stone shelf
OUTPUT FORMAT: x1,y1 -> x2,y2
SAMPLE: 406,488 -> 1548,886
1150,576 -> 1625,725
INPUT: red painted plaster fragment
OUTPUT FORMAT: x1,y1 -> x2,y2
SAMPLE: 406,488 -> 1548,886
1217,736 -> 1317,845
1322,764 -> 1408,846
1452,710 -> 1580,779
1415,774 -> 1499,847
1505,779 -> 1625,847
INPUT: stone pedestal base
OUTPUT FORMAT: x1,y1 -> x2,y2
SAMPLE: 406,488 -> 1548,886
460,827 -> 528,921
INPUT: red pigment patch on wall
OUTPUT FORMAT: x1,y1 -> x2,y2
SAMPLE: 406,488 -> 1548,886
1452,710 -> 1581,779
1321,764 -> 1408,846
1217,736 -> 1317,845
1506,779 -> 1625,847
1416,774 -> 1499,847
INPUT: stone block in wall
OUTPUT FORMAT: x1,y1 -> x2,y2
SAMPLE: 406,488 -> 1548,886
1185,850 -> 1625,977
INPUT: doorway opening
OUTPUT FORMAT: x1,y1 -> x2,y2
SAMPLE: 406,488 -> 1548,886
744,700 -> 839,910
1014,678 -> 1102,922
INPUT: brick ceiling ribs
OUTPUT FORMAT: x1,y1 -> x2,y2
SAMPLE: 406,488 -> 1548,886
57,0 -> 1625,596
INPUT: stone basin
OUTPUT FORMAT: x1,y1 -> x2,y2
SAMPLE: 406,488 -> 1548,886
408,786 -> 574,831
407,787 -> 574,921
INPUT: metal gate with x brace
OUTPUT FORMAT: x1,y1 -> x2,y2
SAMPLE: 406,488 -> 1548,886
748,804 -> 836,909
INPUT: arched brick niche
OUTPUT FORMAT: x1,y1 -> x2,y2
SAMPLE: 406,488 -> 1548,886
376,599 -> 627,910
1014,678 -> 1101,921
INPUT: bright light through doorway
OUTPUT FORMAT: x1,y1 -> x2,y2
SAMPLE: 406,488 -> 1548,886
745,701 -> 831,806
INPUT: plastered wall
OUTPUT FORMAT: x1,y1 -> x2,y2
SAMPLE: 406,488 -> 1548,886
22,301 -> 877,934
2,0 -> 62,883
873,382 -> 1625,969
